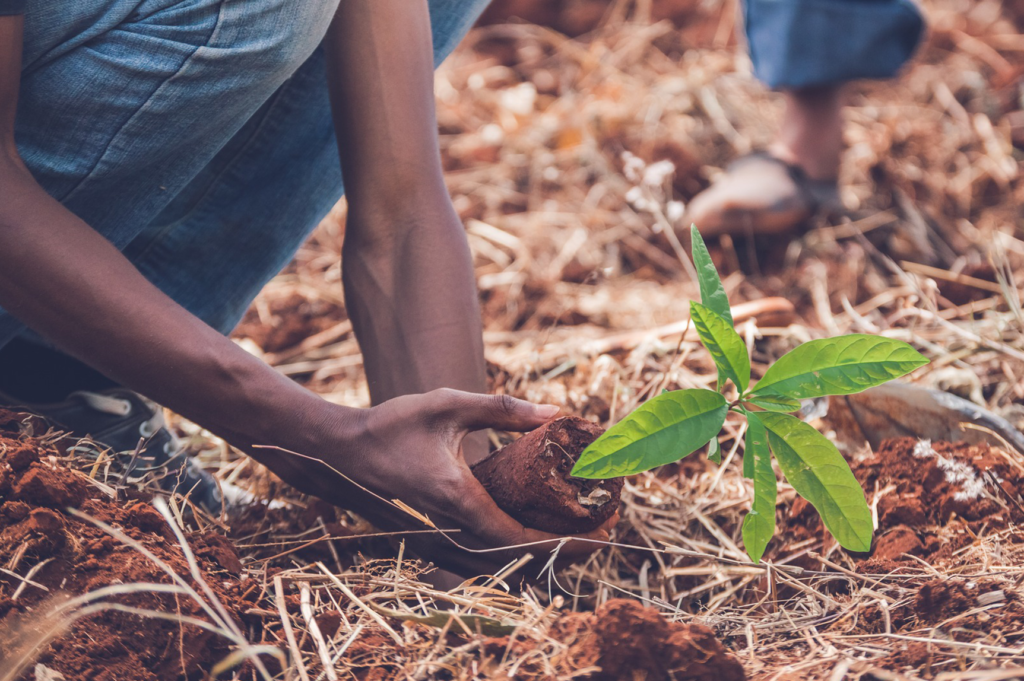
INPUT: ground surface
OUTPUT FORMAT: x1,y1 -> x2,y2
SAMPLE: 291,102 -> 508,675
2,0 -> 1023,679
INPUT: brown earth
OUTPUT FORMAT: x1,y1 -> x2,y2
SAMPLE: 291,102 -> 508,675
234,291 -> 346,356
483,598 -> 746,681
783,437 -> 1024,569
913,578 -> 977,624
0,416 -> 248,681
872,575 -> 1024,668
0,414 -> 740,681
471,416 -> 623,534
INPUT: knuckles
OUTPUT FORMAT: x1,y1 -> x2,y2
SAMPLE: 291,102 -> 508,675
490,393 -> 521,420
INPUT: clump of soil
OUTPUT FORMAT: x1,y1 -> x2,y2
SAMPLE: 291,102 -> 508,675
785,437 -> 1024,567
581,599 -> 745,681
471,416 -> 622,534
871,524 -> 925,562
865,438 -> 1024,529
914,579 -> 977,624
0,415 -> 246,681
485,598 -> 745,680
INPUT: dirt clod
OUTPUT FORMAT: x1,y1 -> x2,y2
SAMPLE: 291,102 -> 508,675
471,416 -> 622,534
12,463 -> 88,509
7,444 -> 40,471
872,525 -> 924,562
914,579 -> 976,624
554,599 -> 745,681
0,429 -> 244,681
786,437 -> 1024,567
196,531 -> 244,575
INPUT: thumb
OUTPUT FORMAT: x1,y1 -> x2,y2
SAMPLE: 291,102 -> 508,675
443,391 -> 561,433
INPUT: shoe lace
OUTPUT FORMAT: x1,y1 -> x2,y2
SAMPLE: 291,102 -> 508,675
72,390 -> 178,455
68,392 -> 213,506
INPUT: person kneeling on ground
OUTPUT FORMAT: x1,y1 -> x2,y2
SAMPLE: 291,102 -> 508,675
0,0 -> 610,576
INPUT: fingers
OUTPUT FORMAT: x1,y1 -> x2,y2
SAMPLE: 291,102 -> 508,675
451,472 -> 610,566
432,389 -> 560,433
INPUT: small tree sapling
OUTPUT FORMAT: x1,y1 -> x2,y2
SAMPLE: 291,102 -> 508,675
570,226 -> 929,562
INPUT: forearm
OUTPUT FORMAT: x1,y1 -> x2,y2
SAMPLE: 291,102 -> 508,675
0,162 -> 350,452
325,0 -> 447,211
326,0 -> 486,404
342,202 -> 486,404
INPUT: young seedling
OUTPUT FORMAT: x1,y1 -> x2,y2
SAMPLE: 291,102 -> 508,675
571,226 -> 929,562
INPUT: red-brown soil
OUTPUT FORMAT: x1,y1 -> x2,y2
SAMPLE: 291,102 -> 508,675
233,291 -> 346,355
783,437 -> 1024,568
0,413 -> 738,681
5,415 -> 1016,681
0,416 -> 247,681
471,416 -> 622,534
913,578 -> 977,624
484,599 -> 745,680
872,576 -> 1024,668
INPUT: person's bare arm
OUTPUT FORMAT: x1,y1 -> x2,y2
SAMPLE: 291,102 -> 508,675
0,16 -> 322,452
325,1 -> 488,422
0,15 -> 606,574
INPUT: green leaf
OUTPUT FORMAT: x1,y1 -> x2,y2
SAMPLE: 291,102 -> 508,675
742,431 -> 754,479
572,389 -> 728,478
690,225 -> 732,326
744,395 -> 802,413
759,413 -> 873,552
741,412 -> 776,563
753,335 -> 929,399
707,436 -> 722,465
690,301 -> 750,393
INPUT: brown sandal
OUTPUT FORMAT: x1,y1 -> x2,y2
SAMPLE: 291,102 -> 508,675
685,152 -> 839,237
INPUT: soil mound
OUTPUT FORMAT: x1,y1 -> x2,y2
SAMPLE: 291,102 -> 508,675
786,437 -> 1024,567
471,416 -> 622,534
914,578 -> 977,624
484,598 -> 744,680
865,438 -> 1024,529
580,599 -> 745,681
0,415 -> 245,681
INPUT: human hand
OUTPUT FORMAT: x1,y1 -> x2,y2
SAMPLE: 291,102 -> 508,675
254,389 -> 614,576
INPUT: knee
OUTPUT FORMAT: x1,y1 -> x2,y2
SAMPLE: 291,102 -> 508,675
236,0 -> 341,79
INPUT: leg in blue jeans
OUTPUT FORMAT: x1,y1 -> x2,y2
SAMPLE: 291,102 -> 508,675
3,0 -> 491,348
687,0 -> 924,236
744,0 -> 924,89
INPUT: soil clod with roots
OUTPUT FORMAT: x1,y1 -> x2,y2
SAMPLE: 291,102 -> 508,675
471,416 -> 623,534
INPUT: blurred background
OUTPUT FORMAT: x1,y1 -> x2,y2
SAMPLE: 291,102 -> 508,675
233,0 -> 1023,425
